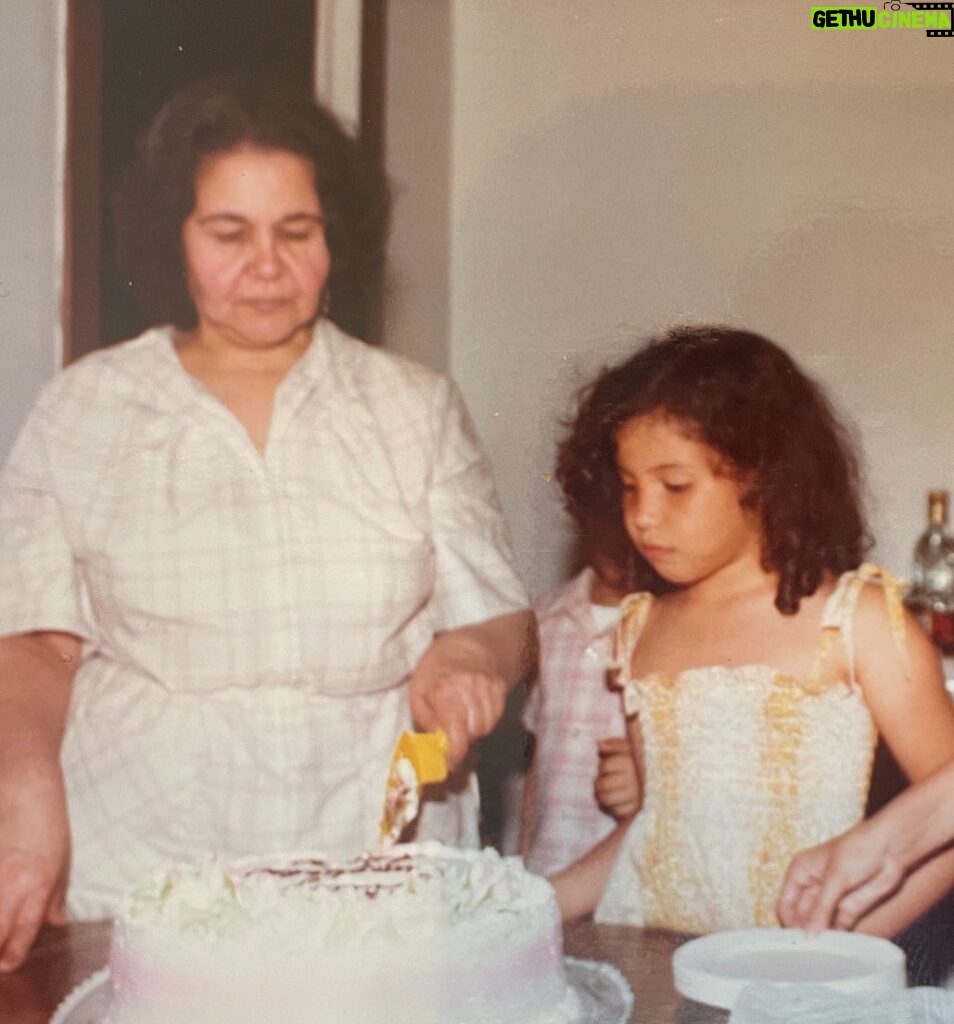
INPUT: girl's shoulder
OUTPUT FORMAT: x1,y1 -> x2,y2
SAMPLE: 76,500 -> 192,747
817,563 -> 915,689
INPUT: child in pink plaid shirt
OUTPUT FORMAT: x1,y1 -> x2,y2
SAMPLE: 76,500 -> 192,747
519,347 -> 662,875
520,547 -> 640,875
519,347 -> 658,876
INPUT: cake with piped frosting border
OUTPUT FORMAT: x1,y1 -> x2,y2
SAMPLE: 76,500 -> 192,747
107,843 -> 582,1024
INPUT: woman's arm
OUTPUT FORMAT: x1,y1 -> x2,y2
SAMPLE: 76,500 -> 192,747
848,589 -> 954,936
548,820 -> 630,921
0,631 -> 79,971
778,758 -> 954,932
409,609 -> 537,767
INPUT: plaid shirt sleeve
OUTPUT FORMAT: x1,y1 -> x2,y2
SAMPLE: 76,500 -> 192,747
520,571 -> 627,875
0,382 -> 93,640
426,377 -> 528,629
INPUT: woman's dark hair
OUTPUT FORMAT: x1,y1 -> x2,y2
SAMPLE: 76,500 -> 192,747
556,325 -> 871,613
114,77 -> 390,340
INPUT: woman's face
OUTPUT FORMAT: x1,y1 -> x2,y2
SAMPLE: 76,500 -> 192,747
181,146 -> 330,350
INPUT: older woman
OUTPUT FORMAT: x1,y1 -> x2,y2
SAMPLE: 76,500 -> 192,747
0,80 -> 533,969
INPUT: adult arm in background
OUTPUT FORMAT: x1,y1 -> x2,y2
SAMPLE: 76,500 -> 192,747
0,631 -> 80,971
778,758 -> 954,933
409,609 -> 537,767
823,586 -> 954,938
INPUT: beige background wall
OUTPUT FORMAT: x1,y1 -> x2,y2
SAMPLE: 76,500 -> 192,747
2,2 -> 953,605
385,1 -> 954,599
0,3 -> 63,457
384,0 -> 453,373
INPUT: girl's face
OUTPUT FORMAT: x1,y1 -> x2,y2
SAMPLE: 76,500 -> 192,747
181,146 -> 330,350
615,413 -> 762,587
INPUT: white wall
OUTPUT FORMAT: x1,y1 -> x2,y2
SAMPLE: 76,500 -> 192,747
388,1 -> 954,599
0,3 -> 62,456
6,3 -> 954,602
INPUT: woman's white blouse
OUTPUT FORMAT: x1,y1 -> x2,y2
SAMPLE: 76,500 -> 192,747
0,321 -> 527,915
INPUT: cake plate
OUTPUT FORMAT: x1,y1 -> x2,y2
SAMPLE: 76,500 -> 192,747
51,960 -> 633,1024
673,928 -> 905,1010
49,968 -> 111,1024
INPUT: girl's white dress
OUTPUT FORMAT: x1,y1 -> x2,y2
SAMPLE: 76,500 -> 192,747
595,565 -> 906,932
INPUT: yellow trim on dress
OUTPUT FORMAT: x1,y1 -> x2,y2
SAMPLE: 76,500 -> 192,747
610,592 -> 654,717
809,562 -> 909,687
638,677 -> 684,928
750,672 -> 804,925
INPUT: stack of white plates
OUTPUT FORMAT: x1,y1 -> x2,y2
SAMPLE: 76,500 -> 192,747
672,928 -> 906,1011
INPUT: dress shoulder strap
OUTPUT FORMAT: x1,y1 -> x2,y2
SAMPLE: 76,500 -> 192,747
609,591 -> 654,715
810,562 -> 909,686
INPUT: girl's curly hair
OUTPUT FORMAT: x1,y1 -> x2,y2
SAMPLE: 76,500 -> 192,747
113,77 -> 390,341
556,325 -> 871,613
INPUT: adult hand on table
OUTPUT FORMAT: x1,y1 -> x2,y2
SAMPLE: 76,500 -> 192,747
777,757 -> 954,934
0,772 -> 70,972
776,814 -> 906,934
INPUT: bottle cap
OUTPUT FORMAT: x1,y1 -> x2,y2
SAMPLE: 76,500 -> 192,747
928,490 -> 949,525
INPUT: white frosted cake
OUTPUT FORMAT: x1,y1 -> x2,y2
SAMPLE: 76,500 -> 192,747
108,843 -> 582,1024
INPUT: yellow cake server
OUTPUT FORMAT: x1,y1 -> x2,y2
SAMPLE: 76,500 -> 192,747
379,729 -> 449,849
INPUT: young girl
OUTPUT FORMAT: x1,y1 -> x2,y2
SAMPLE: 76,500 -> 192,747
549,325 -> 954,939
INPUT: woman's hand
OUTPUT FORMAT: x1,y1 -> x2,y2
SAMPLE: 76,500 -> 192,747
408,610 -> 536,767
776,818 -> 906,934
778,758 -> 954,934
0,770 -> 70,971
409,633 -> 508,767
595,737 -> 641,819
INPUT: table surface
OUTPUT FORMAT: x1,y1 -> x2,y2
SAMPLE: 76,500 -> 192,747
0,919 -> 728,1024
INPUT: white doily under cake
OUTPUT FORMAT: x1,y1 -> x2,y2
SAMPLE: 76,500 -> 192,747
49,959 -> 633,1024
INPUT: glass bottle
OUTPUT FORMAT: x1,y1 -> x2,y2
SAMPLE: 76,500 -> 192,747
909,489 -> 954,653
